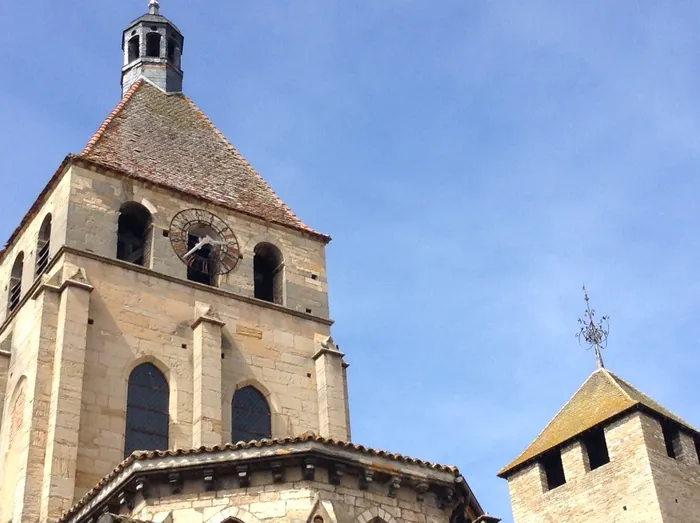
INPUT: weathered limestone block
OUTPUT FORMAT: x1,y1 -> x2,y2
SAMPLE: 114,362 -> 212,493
192,303 -> 225,448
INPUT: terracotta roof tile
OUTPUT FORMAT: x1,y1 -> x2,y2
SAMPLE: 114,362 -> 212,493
59,433 -> 459,522
498,368 -> 699,477
80,81 -> 326,240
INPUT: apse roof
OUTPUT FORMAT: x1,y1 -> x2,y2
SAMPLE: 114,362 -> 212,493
59,433 -> 486,523
498,367 -> 698,478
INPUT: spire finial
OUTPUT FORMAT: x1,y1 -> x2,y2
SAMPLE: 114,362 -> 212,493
577,285 -> 609,369
149,0 -> 160,15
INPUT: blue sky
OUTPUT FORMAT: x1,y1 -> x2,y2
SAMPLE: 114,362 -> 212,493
2,0 -> 700,520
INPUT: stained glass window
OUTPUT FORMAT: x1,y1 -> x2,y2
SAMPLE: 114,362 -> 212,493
231,386 -> 271,443
124,363 -> 169,457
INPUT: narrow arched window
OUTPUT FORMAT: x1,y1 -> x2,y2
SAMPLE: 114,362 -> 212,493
8,253 -> 24,313
128,35 -> 140,62
231,386 -> 271,442
146,32 -> 161,58
167,38 -> 180,67
253,243 -> 284,304
35,214 -> 52,276
117,202 -> 152,266
124,363 -> 169,457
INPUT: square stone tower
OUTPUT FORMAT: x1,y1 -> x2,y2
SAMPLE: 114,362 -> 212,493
498,368 -> 700,522
0,3 -> 498,523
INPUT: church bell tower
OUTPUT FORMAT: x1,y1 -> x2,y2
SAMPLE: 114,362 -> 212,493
0,2 -> 497,523
121,0 -> 184,96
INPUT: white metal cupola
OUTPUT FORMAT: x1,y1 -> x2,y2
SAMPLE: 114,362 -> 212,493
121,0 -> 184,96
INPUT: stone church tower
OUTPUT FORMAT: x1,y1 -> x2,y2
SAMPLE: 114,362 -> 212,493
0,3 -> 497,523
499,367 -> 700,522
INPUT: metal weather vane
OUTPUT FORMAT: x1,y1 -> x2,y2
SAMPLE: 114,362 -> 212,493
576,285 -> 609,369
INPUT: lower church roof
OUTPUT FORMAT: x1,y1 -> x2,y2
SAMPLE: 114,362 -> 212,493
60,433 -> 488,523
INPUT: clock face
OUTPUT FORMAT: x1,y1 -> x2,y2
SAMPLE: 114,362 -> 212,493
169,208 -> 241,276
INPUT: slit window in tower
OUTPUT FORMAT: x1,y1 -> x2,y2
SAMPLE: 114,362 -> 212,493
661,420 -> 681,459
541,448 -> 566,491
167,38 -> 179,66
128,35 -> 140,62
146,32 -> 161,58
581,426 -> 610,471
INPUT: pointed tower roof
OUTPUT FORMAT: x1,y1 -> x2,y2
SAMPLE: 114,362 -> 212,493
497,368 -> 697,478
80,81 -> 327,241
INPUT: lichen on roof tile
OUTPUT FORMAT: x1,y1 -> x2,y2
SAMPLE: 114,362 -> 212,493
498,368 -> 699,478
79,81 -> 324,239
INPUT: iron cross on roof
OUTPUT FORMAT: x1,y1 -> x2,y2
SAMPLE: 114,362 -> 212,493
577,285 -> 610,369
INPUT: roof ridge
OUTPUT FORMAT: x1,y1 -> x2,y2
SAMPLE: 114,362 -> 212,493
601,368 -> 637,402
80,80 -> 144,156
606,369 -> 699,431
499,370 -> 599,472
181,95 -> 316,234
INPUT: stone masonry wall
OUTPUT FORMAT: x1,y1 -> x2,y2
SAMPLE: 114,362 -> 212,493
0,162 -> 340,521
0,171 -> 71,326
128,466 -> 452,523
66,165 -> 329,318
643,415 -> 700,522
72,251 -> 334,499
507,411 -> 663,523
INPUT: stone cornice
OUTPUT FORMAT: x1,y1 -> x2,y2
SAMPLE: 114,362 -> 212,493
59,246 -> 333,325
61,441 -> 469,523
312,348 -> 345,361
191,314 -> 226,329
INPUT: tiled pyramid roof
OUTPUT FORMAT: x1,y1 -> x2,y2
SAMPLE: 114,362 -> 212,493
80,80 -> 327,240
498,368 -> 697,477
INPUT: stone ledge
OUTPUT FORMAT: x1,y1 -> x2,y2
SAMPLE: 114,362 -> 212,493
60,246 -> 334,326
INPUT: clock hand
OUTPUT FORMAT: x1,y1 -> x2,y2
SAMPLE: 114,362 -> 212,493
183,237 -> 210,259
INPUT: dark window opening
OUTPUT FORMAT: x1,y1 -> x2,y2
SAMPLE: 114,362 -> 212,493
694,436 -> 700,464
661,420 -> 681,459
8,253 -> 24,313
253,243 -> 283,304
186,234 -> 216,286
146,32 -> 161,58
117,202 -> 152,266
581,426 -> 610,470
167,38 -> 180,67
231,386 -> 271,443
541,448 -> 566,490
35,214 -> 52,276
128,35 -> 140,62
125,363 -> 169,457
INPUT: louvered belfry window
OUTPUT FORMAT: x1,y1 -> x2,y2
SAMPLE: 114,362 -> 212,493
35,214 -> 52,276
124,363 -> 169,457
8,253 -> 24,313
231,386 -> 271,443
